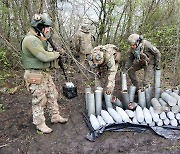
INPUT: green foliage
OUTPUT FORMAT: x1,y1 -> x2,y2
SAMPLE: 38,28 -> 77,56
0,104 -> 5,112
0,48 -> 10,68
0,70 -> 10,86
36,130 -> 44,135
83,81 -> 95,87
143,24 -> 177,63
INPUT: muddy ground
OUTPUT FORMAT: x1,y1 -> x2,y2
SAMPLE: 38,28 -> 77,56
0,68 -> 180,154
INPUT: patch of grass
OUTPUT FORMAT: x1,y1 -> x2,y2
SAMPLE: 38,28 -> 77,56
0,71 -> 10,85
36,130 -> 44,135
84,81 -> 95,87
0,104 -> 5,112
165,145 -> 180,151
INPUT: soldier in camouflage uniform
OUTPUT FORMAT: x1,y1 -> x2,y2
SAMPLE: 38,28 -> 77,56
88,44 -> 121,94
21,13 -> 68,133
123,34 -> 161,90
73,23 -> 93,68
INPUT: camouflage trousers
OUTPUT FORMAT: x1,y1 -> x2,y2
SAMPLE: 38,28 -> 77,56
24,70 -> 59,125
128,62 -> 154,89
95,63 -> 119,93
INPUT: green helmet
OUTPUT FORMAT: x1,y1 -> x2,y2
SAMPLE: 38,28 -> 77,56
31,13 -> 52,28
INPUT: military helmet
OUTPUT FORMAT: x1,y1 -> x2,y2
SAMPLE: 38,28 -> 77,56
88,46 -> 104,68
80,23 -> 90,32
31,13 -> 52,28
128,34 -> 140,45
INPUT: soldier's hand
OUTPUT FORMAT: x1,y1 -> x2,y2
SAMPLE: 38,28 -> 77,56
57,47 -> 65,55
111,96 -> 117,103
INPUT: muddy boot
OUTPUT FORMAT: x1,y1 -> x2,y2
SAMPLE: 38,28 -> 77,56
51,114 -> 68,124
36,123 -> 52,134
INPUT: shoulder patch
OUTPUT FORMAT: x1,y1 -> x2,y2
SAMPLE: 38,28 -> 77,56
107,61 -> 112,69
31,40 -> 38,48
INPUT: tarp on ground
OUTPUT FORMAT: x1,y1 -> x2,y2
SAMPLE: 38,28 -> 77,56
86,123 -> 180,142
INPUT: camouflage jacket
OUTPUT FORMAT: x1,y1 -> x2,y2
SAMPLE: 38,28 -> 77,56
73,30 -> 93,55
124,40 -> 161,70
94,44 -> 120,92
21,28 -> 59,69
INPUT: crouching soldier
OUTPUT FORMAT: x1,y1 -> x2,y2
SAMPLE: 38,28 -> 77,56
123,34 -> 161,90
88,44 -> 121,95
21,13 -> 68,133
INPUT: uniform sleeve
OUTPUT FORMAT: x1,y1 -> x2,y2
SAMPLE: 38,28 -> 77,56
146,41 -> 161,67
25,36 -> 59,62
106,56 -> 119,92
74,33 -> 81,52
124,51 -> 134,71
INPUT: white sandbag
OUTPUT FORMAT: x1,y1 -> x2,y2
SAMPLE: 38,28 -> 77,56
97,115 -> 106,127
107,108 -> 122,123
101,110 -> 115,124
143,107 -> 152,124
125,109 -> 135,118
116,106 -> 131,122
149,106 -> 160,122
170,118 -> 178,126
167,111 -> 175,120
135,106 -> 144,123
90,114 -> 100,130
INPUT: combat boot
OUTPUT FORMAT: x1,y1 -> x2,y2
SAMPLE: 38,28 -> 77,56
36,123 -> 52,133
51,114 -> 68,124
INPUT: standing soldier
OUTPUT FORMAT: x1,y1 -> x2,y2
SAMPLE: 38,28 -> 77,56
88,44 -> 121,95
73,23 -> 93,68
123,34 -> 161,90
21,13 -> 68,133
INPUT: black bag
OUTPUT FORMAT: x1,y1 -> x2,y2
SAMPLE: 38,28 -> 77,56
63,82 -> 77,99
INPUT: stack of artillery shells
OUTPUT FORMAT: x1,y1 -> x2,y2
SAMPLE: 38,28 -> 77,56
86,86 -> 180,130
